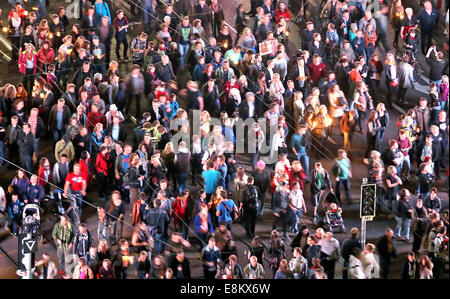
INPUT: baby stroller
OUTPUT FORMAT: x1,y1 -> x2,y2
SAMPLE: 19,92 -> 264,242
20,204 -> 41,239
323,193 -> 346,233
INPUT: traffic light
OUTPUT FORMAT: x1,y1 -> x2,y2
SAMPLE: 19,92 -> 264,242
360,184 -> 376,218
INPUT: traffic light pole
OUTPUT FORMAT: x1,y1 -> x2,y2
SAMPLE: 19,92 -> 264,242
360,178 -> 375,250
361,218 -> 367,249
24,232 -> 34,280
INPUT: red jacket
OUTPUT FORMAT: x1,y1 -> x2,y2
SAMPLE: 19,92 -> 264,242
276,9 -> 291,23
38,166 -> 52,189
87,111 -> 106,132
172,197 -> 187,226
18,50 -> 37,74
79,158 -> 92,184
37,47 -> 55,67
95,152 -> 110,176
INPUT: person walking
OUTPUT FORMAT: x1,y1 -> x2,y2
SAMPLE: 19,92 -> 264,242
376,227 -> 397,279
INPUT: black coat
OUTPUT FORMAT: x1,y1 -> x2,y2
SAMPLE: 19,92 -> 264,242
239,100 -> 260,120
17,131 -> 34,156
105,124 -> 127,143
376,235 -> 397,260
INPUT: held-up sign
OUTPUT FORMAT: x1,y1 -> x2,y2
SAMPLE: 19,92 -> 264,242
23,239 -> 38,254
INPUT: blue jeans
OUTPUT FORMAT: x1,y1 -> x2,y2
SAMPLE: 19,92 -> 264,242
335,178 -> 351,204
53,129 -> 65,144
21,154 -> 33,173
142,6 -> 154,31
395,217 -> 411,239
154,233 -> 163,254
297,152 -> 309,181
178,43 -> 190,69
292,209 -> 303,233
400,155 -> 411,176
177,172 -> 189,194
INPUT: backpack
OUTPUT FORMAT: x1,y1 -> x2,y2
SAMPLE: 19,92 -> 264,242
245,186 -> 260,211
331,161 -> 340,177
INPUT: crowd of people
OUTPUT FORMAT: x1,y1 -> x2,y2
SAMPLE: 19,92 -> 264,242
0,0 -> 448,279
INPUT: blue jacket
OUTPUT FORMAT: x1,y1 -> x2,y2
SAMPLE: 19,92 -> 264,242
25,183 -> 45,204
94,1 -> 111,24
8,201 -> 24,219
11,177 -> 29,201
194,213 -> 214,234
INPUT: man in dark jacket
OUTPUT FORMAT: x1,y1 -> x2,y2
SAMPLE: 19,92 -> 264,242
310,162 -> 333,222
201,237 -> 221,279
252,160 -> 271,216
4,115 -> 20,166
376,227 -> 397,279
393,189 -> 413,242
418,1 -> 438,55
341,227 -> 362,279
73,223 -> 94,259
155,55 -> 176,83
25,174 -> 45,205
240,177 -> 260,239
105,116 -> 127,143
17,122 -> 35,172
272,181 -> 291,240
48,98 -> 71,143
144,199 -> 169,254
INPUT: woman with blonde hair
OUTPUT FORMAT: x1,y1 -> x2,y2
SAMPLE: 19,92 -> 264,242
390,0 -> 405,48
328,84 -> 348,134
385,53 -> 399,108
418,255 -> 433,279
208,186 -> 225,228
274,259 -> 293,279
106,60 -> 120,78
200,110 -> 211,138
97,239 -> 111,261
238,28 -> 257,53
162,141 -> 176,188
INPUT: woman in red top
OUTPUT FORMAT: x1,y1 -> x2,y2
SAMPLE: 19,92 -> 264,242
172,190 -> 189,239
95,146 -> 110,201
37,157 -> 52,194
36,41 -> 55,71
78,151 -> 93,184
276,2 -> 291,23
